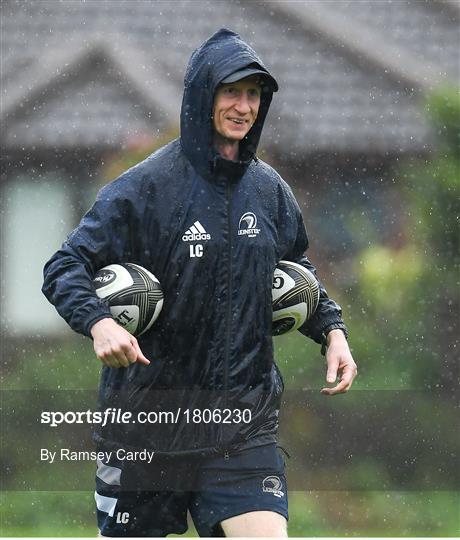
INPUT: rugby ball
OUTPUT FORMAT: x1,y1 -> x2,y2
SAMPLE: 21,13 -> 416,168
93,263 -> 163,337
272,260 -> 320,336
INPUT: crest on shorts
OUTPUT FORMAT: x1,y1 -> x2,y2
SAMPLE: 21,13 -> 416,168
262,475 -> 284,498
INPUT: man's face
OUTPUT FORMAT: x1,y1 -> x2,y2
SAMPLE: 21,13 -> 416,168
212,76 -> 261,143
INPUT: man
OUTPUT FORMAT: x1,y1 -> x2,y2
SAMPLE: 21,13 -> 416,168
43,29 -> 357,537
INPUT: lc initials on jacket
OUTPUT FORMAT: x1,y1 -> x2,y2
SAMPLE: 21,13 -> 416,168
42,28 -> 347,456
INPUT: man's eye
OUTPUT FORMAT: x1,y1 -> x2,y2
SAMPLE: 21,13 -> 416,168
248,89 -> 260,98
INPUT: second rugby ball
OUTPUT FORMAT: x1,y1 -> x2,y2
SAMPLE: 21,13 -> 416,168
272,260 -> 320,336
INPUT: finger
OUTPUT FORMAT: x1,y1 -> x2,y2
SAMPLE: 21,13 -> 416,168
338,365 -> 356,387
96,343 -> 128,368
107,347 -> 130,368
131,338 -> 151,365
99,354 -> 118,369
136,353 -> 151,366
320,378 -> 350,395
124,342 -> 138,364
326,357 -> 339,383
108,358 -> 122,369
115,351 -> 130,368
95,348 -> 113,367
100,353 -> 129,368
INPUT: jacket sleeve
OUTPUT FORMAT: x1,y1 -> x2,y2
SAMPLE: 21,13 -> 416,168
42,179 -> 139,337
282,186 -> 348,345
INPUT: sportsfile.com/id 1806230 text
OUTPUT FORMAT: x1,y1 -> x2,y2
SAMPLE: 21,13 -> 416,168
40,407 -> 252,427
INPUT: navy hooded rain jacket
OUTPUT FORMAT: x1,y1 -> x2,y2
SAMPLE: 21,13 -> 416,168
42,29 -> 347,457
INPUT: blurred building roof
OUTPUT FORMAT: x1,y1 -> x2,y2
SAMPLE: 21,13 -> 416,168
2,0 -> 459,155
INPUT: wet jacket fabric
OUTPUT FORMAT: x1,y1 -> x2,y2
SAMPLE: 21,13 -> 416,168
42,29 -> 347,456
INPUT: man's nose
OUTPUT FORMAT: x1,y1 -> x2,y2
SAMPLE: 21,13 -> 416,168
234,94 -> 251,114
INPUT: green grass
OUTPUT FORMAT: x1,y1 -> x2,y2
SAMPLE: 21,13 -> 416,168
1,491 -> 458,537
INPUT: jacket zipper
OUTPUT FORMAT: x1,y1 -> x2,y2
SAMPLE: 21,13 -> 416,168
222,181 -> 233,459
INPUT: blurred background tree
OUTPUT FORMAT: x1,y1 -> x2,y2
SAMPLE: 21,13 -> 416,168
348,86 -> 459,391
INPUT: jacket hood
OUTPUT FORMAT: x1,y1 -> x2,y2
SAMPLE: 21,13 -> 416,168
180,28 -> 278,182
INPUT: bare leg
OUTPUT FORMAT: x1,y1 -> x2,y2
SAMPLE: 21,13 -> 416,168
220,510 -> 288,537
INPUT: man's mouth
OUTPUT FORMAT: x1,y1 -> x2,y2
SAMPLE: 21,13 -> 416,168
227,117 -> 246,125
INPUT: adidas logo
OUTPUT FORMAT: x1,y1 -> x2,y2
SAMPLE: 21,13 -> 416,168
182,221 -> 211,242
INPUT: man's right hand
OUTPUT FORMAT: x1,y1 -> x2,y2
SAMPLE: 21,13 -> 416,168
90,318 -> 151,368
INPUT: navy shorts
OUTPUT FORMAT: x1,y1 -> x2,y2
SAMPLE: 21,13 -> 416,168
95,443 -> 288,537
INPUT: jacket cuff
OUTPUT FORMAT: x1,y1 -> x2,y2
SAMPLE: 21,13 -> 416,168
84,312 -> 114,338
322,322 -> 348,340
320,323 -> 349,356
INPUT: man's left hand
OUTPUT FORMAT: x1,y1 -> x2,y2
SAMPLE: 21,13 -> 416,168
320,329 -> 357,395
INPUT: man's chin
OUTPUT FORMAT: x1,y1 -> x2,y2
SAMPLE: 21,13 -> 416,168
223,131 -> 248,142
